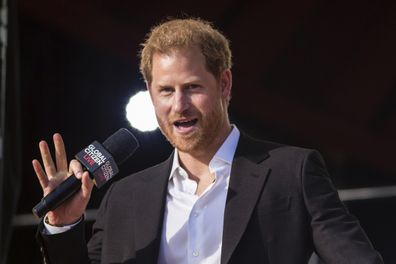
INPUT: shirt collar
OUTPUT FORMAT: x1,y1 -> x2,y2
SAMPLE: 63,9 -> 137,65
169,125 -> 240,179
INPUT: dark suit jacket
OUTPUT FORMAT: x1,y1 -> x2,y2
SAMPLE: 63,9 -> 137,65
38,134 -> 383,264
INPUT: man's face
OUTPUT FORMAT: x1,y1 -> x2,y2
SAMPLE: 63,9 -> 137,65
148,46 -> 231,154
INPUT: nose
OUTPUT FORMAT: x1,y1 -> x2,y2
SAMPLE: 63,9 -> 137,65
173,90 -> 190,114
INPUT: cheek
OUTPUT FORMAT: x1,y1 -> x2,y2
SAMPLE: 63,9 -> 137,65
192,94 -> 213,109
155,105 -> 174,127
199,96 -> 222,114
154,107 -> 166,121
152,99 -> 169,116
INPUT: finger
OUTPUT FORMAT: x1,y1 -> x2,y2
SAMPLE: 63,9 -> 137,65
53,133 -> 68,173
32,159 -> 49,189
69,159 -> 83,178
39,140 -> 56,177
81,172 -> 94,199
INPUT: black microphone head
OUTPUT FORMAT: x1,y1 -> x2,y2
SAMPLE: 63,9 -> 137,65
102,128 -> 139,165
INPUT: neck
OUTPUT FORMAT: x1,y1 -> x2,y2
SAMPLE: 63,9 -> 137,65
178,122 -> 232,180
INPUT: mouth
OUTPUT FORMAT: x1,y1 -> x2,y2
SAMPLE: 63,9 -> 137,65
174,118 -> 198,128
173,118 -> 198,133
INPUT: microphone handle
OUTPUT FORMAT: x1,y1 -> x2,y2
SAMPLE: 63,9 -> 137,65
32,175 -> 82,218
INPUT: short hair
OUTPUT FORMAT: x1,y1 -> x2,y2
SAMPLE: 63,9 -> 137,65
139,18 -> 232,84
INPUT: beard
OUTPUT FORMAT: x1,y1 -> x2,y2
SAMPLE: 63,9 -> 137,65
157,100 -> 227,154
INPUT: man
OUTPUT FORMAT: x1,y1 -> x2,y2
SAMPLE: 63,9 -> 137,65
34,18 -> 383,263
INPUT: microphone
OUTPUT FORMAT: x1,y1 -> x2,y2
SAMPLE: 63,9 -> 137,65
32,128 -> 139,218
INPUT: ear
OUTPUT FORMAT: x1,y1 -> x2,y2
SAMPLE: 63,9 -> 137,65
220,69 -> 232,101
146,81 -> 153,97
145,80 -> 150,90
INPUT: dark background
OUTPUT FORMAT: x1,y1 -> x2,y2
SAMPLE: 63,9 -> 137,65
4,0 -> 396,263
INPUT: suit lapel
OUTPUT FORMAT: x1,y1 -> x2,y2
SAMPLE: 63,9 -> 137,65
221,135 -> 271,264
133,154 -> 173,263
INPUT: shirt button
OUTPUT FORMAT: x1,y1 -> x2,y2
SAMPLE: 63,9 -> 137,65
192,250 -> 199,257
193,212 -> 199,217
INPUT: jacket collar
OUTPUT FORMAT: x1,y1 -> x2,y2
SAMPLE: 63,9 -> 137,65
221,133 -> 272,264
133,154 -> 173,264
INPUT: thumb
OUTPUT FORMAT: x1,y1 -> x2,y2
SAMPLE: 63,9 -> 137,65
81,171 -> 94,199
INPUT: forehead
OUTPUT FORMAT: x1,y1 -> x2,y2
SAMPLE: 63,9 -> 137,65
153,46 -> 205,68
151,46 -> 214,84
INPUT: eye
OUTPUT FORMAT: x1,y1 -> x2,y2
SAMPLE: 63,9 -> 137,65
159,86 -> 174,95
187,84 -> 200,90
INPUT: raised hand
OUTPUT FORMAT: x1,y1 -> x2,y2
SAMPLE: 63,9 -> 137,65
32,133 -> 94,226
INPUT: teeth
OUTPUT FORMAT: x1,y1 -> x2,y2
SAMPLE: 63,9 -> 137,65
175,119 -> 197,127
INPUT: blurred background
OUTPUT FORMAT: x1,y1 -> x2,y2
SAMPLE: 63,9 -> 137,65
1,0 -> 395,263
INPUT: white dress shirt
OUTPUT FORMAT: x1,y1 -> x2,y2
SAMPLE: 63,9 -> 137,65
158,126 -> 240,264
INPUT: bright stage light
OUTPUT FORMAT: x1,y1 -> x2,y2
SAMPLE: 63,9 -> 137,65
126,91 -> 158,132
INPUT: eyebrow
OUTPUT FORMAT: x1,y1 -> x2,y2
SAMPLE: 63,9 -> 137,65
155,78 -> 203,88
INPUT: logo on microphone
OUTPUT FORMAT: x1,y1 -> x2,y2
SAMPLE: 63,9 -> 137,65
101,160 -> 115,180
75,141 -> 119,188
83,144 -> 107,166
